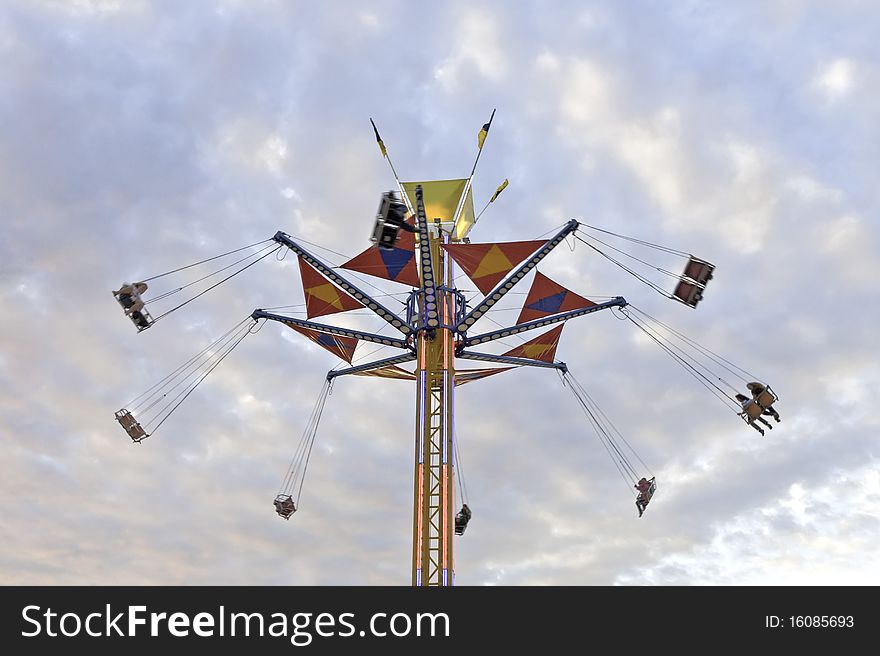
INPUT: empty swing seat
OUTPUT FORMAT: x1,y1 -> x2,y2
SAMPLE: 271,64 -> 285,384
672,279 -> 704,308
682,256 -> 715,286
274,494 -> 297,520
370,191 -> 412,250
115,409 -> 148,442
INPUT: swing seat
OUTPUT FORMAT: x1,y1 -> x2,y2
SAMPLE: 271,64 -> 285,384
638,477 -> 657,505
115,409 -> 148,442
672,279 -> 704,308
755,386 -> 778,410
454,505 -> 472,535
740,400 -> 764,421
370,191 -> 411,251
129,307 -> 154,332
682,256 -> 715,286
646,478 -> 657,501
113,284 -> 154,332
274,494 -> 297,519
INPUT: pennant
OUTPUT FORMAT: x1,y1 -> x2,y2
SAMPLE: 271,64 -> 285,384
370,118 -> 387,158
477,109 -> 495,150
298,257 -> 364,319
489,178 -> 509,203
443,240 -> 548,295
341,216 -> 420,287
285,323 -> 358,363
502,325 -> 564,363
454,367 -> 514,386
517,272 -> 596,324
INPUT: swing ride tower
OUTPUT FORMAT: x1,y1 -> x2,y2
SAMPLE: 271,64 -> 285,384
114,113 -> 778,587
410,197 -> 457,587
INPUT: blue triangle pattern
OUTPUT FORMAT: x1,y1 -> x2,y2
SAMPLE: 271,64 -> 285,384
380,247 -> 414,280
526,291 -> 566,314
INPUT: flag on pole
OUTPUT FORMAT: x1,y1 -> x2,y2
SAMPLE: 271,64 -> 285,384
370,118 -> 387,158
477,109 -> 495,150
489,178 -> 509,203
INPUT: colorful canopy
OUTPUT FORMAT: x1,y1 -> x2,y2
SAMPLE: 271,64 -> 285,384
442,240 -> 548,295
285,323 -> 358,363
502,324 -> 564,363
402,179 -> 468,226
298,257 -> 364,319
517,272 -> 596,324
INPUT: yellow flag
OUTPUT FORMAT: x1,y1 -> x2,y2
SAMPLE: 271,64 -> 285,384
370,118 -> 387,158
478,125 -> 489,149
490,178 -> 509,203
477,109 -> 495,150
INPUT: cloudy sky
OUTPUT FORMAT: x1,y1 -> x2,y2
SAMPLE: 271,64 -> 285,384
1,0 -> 878,586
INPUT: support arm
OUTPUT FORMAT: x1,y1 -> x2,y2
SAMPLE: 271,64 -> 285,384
327,352 -> 417,380
413,186 -> 441,333
457,219 -> 580,332
457,350 -> 568,372
253,310 -> 411,349
272,231 -> 410,335
461,297 -> 627,348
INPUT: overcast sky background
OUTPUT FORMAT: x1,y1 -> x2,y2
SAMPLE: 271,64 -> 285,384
1,0 -> 878,586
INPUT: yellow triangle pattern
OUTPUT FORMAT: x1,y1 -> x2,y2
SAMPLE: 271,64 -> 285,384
306,283 -> 344,311
472,244 -> 514,279
522,343 -> 554,359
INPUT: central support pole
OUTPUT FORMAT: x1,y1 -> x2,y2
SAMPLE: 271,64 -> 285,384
412,214 -> 457,586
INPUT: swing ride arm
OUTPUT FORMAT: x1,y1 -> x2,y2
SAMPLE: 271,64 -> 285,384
271,232 -> 411,336
461,297 -> 628,348
456,220 -> 580,332
456,350 -> 568,372
326,352 -> 417,380
412,185 -> 441,334
252,310 -> 411,349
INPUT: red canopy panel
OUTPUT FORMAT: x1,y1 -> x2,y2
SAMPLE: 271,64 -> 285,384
298,257 -> 364,319
502,324 -> 564,363
442,240 -> 548,295
454,367 -> 514,386
517,272 -> 595,324
285,322 -> 358,363
341,217 -> 421,287
353,365 -> 417,380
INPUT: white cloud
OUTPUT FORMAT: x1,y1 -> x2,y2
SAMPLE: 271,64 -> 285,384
814,58 -> 856,100
616,465 -> 880,585
434,8 -> 509,90
35,0 -> 147,15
